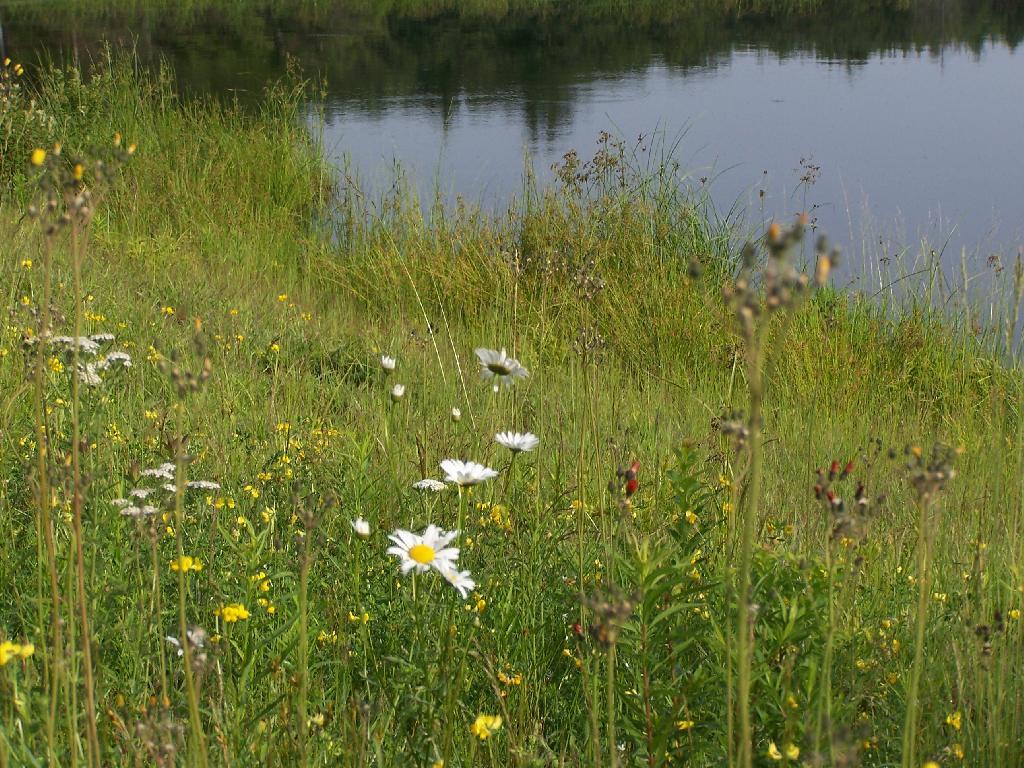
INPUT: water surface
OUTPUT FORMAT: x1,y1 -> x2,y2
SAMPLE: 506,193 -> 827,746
4,1 -> 1023,285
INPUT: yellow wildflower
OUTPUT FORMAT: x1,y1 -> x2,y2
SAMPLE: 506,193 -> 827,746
30,148 -> 46,166
785,744 -> 799,760
469,714 -> 502,740
946,711 -> 961,731
170,555 -> 203,573
216,604 -> 250,623
675,719 -> 694,731
767,742 -> 783,761
0,640 -> 34,665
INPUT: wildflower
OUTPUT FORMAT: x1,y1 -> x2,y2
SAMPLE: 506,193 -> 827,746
170,556 -> 203,573
96,351 -> 132,370
122,504 -> 160,519
216,604 -> 250,623
951,743 -> 964,760
1010,609 -> 1021,620
474,347 -> 529,391
923,763 -> 940,768
0,640 -> 34,665
76,363 -> 102,387
440,567 -> 476,599
413,478 -> 447,492
624,460 -> 640,497
469,714 -> 502,740
767,742 -> 783,761
387,525 -> 460,575
142,462 -> 176,480
495,431 -> 540,453
685,510 -> 698,525
30,148 -> 46,166
946,711 -> 961,731
186,480 -> 221,490
390,384 -> 406,402
380,355 -> 396,372
451,407 -> 462,422
351,517 -> 371,538
166,627 -> 207,657
785,744 -> 799,760
676,719 -> 694,731
440,459 -> 498,487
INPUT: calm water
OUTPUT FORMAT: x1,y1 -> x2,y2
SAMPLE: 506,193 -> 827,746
4,1 -> 1024,285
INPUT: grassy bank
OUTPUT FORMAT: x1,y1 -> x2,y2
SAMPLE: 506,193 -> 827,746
1,54 -> 1023,767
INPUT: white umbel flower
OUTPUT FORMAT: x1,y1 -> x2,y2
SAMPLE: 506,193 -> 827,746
186,480 -> 221,490
387,525 -> 460,575
495,431 -> 540,453
413,478 -> 447,492
351,517 -> 371,538
76,363 -> 102,387
474,347 -> 529,391
440,459 -> 498,487
96,351 -> 132,370
381,355 -> 396,372
119,504 -> 160,519
440,567 -> 476,599
141,463 -> 176,480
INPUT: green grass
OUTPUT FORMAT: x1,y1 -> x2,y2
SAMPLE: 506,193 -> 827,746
1,53 -> 1024,767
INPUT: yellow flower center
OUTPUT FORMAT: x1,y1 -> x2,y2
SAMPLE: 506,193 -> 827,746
409,543 -> 435,564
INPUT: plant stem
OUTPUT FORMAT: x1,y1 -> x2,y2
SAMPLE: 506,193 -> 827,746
69,222 -> 101,768
606,641 -> 618,768
172,404 -> 209,768
902,498 -> 933,768
32,236 -> 62,768
736,336 -> 766,768
298,532 -> 311,763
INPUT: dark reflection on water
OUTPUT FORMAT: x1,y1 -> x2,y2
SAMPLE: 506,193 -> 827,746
3,0 -> 1023,282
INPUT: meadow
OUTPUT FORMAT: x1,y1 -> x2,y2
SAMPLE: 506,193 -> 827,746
2,52 -> 1024,767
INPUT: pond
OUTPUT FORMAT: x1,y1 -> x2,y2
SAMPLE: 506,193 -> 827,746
3,0 -> 1023,289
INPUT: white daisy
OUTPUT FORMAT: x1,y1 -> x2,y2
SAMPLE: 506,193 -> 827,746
381,355 -> 396,372
390,384 -> 406,402
413,478 -> 448,492
351,517 -> 371,538
474,347 -> 529,390
495,431 -> 540,453
440,567 -> 476,599
451,407 -> 462,422
440,459 -> 498,487
386,525 -> 460,575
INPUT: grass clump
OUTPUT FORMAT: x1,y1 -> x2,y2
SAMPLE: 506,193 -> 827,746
1,52 -> 1023,767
